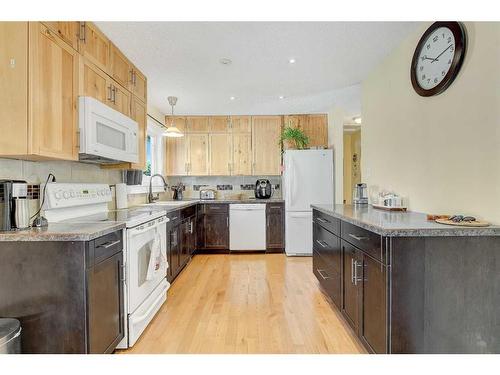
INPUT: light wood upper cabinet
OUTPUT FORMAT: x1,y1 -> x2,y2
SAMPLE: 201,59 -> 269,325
42,22 -> 79,50
252,116 -> 282,175
209,116 -> 230,133
0,22 -> 28,156
165,137 -> 188,176
187,117 -> 209,133
110,43 -> 132,89
283,114 -> 307,129
188,134 -> 209,175
209,133 -> 231,175
130,97 -> 147,170
165,116 -> 187,133
304,114 -> 328,148
130,65 -> 147,102
30,23 -> 79,160
81,58 -> 109,103
109,81 -> 131,117
230,116 -> 251,133
78,22 -> 110,73
231,133 -> 252,175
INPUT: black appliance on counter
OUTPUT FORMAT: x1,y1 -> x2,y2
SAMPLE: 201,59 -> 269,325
255,179 -> 272,199
0,180 -> 29,231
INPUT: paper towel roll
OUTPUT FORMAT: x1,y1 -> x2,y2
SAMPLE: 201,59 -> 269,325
115,183 -> 128,210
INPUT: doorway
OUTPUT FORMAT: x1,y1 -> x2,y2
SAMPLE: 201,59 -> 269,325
343,126 -> 361,204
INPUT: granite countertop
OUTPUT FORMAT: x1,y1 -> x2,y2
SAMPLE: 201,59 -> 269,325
311,204 -> 500,237
142,198 -> 284,212
0,222 -> 126,242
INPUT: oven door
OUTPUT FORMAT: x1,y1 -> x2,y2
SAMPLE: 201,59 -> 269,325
127,216 -> 168,314
79,96 -> 139,163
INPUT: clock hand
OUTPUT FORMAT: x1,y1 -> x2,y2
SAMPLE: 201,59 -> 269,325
431,44 -> 453,63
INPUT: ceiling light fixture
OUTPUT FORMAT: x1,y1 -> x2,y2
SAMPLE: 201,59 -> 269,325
353,116 -> 362,125
229,96 -> 236,101
163,96 -> 184,138
219,58 -> 232,65
279,95 -> 285,99
288,58 -> 296,64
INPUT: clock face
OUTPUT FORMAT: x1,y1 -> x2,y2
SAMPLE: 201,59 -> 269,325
416,27 -> 456,90
411,22 -> 466,97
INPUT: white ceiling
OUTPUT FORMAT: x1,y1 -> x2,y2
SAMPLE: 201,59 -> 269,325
96,22 -> 421,116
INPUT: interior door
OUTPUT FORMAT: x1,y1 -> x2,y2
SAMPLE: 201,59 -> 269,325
283,150 -> 334,211
342,240 -> 360,331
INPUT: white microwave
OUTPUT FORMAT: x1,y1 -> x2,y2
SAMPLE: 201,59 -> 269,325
79,96 -> 139,164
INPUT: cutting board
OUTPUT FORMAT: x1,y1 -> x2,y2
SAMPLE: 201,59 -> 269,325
435,218 -> 490,227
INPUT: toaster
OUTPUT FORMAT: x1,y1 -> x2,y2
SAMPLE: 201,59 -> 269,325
200,189 -> 216,200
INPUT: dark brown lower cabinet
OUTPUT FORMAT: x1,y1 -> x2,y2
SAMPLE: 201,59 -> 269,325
266,202 -> 285,252
200,204 -> 229,251
167,207 -> 196,283
342,241 -> 361,329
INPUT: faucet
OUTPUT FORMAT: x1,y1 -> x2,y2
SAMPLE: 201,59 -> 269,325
148,174 -> 169,203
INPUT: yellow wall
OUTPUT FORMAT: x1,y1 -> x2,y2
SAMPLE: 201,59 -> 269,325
343,130 -> 361,204
362,22 -> 500,223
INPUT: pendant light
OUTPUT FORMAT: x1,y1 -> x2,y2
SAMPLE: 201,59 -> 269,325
163,96 -> 184,137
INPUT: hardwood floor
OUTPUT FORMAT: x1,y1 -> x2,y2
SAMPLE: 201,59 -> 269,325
119,254 -> 366,354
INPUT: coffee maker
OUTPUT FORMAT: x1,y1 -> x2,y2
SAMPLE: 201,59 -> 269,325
255,179 -> 272,199
0,180 -> 30,231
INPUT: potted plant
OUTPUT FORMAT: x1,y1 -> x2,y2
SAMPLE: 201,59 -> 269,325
279,124 -> 309,150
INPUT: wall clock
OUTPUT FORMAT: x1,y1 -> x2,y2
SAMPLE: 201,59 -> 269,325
411,21 -> 466,97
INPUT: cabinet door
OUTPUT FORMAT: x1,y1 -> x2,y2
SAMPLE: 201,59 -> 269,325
342,241 -> 361,331
188,134 -> 209,175
283,114 -> 307,129
209,116 -> 230,132
266,203 -> 284,251
81,59 -> 109,104
204,213 -> 229,249
231,133 -> 252,175
187,116 -> 209,133
230,116 -> 251,133
109,81 -> 131,117
165,116 -> 186,133
131,67 -> 147,103
252,116 -> 282,175
110,43 -> 132,89
189,216 -> 196,255
130,97 -> 147,170
43,22 -> 79,50
168,225 -> 181,279
360,255 -> 388,353
78,22 -> 110,73
209,133 -> 231,176
165,137 -> 188,176
30,23 -> 79,160
179,219 -> 190,267
87,251 -> 124,354
303,114 -> 328,148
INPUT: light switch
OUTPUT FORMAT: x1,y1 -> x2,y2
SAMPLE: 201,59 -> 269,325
10,58 -> 15,68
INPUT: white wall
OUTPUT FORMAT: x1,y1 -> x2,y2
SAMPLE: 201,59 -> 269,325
362,22 -> 500,223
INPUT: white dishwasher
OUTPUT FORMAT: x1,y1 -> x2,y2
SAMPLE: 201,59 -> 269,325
229,204 -> 267,251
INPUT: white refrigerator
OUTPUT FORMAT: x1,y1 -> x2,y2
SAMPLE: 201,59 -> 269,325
282,150 -> 334,256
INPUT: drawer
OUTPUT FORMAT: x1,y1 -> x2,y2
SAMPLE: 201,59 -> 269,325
341,221 -> 384,263
93,230 -> 123,265
313,249 -> 341,308
266,202 -> 284,212
181,204 -> 196,219
204,203 -> 229,214
313,223 -> 341,275
167,210 -> 181,226
313,209 -> 340,236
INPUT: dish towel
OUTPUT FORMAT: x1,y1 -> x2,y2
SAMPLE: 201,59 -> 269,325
146,231 -> 163,281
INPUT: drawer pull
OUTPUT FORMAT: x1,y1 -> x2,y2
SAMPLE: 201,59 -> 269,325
317,269 -> 332,280
315,239 -> 328,248
170,216 -> 178,221
348,233 -> 369,241
97,239 -> 121,249
351,259 -> 355,284
316,217 -> 329,224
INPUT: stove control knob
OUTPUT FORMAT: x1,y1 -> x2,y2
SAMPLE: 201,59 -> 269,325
97,191 -> 102,196
55,192 -> 62,199
63,191 -> 70,199
70,191 -> 76,198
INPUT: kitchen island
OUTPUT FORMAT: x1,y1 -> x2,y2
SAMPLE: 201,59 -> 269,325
311,204 -> 500,354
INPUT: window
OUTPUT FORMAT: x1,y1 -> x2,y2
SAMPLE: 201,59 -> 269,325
142,117 -> 165,185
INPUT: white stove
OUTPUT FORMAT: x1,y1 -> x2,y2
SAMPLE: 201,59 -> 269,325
44,183 -> 170,348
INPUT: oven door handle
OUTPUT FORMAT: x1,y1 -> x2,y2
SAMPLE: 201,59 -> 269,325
130,283 -> 169,324
130,218 -> 167,235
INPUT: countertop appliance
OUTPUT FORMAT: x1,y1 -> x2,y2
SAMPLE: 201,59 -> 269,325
200,189 -> 216,200
172,183 -> 184,201
255,179 -> 272,199
43,183 -> 169,348
0,180 -> 29,231
282,150 -> 334,256
353,183 -> 368,205
79,96 -> 139,164
229,204 -> 266,251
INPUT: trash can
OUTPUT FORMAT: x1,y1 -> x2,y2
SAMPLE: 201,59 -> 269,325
0,318 -> 21,354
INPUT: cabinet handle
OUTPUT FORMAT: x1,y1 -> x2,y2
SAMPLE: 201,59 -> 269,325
351,259 -> 355,285
226,217 -> 229,227
170,216 -> 178,221
79,22 -> 86,42
96,239 -> 121,249
317,269 -> 332,280
133,70 -> 137,85
315,239 -> 328,248
107,85 -> 113,101
190,221 -> 193,234
112,86 -> 117,104
348,233 -> 369,242
130,69 -> 135,84
353,260 -> 363,286
316,217 -> 329,224
120,263 -> 126,282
